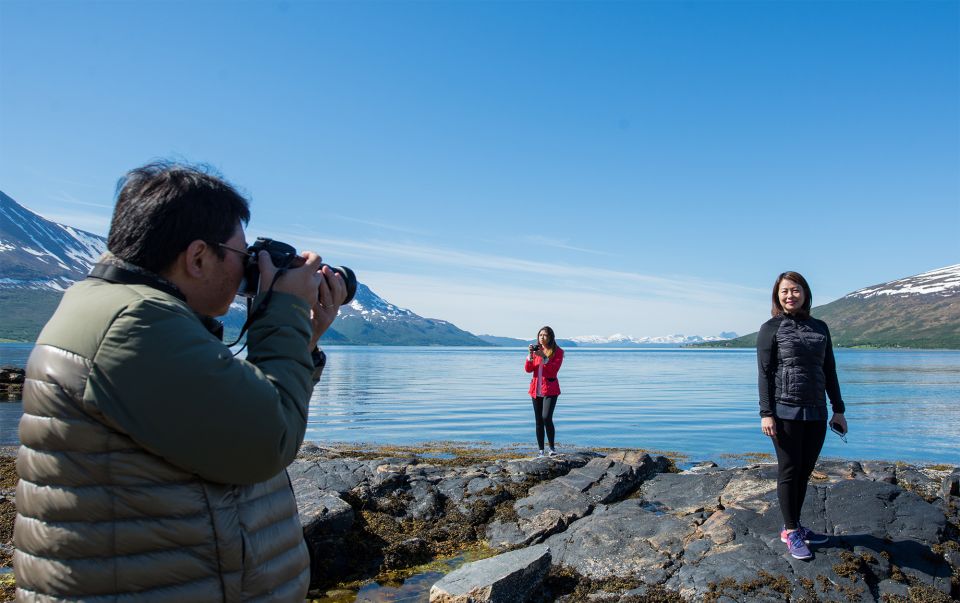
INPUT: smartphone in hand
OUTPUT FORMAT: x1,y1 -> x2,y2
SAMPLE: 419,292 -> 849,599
830,421 -> 848,442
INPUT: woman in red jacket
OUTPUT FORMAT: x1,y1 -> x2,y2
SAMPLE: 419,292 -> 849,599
525,326 -> 564,457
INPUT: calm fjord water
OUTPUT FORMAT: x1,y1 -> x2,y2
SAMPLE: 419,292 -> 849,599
2,344 -> 958,465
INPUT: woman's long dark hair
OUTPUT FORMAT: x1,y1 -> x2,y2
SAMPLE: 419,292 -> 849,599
538,326 -> 557,351
771,271 -> 812,319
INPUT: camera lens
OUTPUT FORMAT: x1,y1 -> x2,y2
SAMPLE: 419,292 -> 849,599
325,265 -> 357,305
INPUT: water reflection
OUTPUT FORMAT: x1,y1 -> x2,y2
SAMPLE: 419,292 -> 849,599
2,344 -> 958,465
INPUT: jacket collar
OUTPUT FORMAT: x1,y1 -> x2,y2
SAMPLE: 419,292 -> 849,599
87,253 -> 224,341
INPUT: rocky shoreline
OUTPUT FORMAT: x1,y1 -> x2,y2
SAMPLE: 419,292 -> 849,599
1,443 -> 959,602
0,367 -> 24,401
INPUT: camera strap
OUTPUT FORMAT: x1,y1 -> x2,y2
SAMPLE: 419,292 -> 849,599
224,267 -> 289,353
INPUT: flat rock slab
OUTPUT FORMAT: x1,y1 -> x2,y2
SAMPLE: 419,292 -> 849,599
545,498 -> 695,584
663,474 -> 954,602
429,543 -> 551,603
487,455 -> 670,549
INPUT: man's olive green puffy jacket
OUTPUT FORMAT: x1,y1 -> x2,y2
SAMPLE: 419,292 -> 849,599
14,275 -> 316,602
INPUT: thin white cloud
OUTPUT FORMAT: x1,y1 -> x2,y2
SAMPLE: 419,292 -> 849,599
359,270 -> 763,339
50,191 -> 112,210
325,213 -> 432,237
270,230 -> 765,304
519,234 -> 612,256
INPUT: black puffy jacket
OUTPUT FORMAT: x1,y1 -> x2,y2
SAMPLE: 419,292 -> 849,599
757,314 -> 845,420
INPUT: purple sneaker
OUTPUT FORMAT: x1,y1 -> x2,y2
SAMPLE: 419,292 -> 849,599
797,524 -> 829,545
780,525 -> 829,545
784,530 -> 813,560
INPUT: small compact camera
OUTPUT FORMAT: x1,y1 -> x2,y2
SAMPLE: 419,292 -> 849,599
238,237 -> 357,304
530,344 -> 542,352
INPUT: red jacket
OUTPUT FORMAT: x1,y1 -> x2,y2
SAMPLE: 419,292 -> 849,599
525,347 -> 563,397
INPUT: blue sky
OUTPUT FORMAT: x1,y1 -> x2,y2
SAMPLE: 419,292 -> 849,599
1,0 -> 957,339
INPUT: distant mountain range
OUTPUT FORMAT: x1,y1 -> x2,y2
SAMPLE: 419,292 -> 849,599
703,265 -> 960,349
477,333 -> 737,347
0,190 -> 486,345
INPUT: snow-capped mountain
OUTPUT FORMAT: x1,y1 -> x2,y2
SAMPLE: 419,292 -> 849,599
570,332 -> 737,346
0,190 -> 107,290
846,264 -> 960,299
711,264 -> 960,349
0,190 -> 487,346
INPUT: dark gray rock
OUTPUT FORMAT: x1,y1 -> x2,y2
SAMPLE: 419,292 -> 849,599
382,537 -> 431,571
545,498 -> 694,583
288,458 -> 373,495
665,477 -> 955,602
406,478 -> 444,521
429,543 -> 551,603
295,487 -> 354,537
639,470 -> 735,515
896,466 -> 941,502
860,461 -> 897,484
285,449 -> 958,601
941,469 -> 960,498
487,455 -> 666,549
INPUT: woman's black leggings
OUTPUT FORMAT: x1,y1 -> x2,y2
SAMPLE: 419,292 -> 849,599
772,418 -> 827,530
532,396 -> 558,450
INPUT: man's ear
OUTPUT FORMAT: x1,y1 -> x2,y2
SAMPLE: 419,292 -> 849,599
183,239 -> 211,278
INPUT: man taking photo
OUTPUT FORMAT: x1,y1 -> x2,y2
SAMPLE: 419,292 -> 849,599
14,162 -> 346,601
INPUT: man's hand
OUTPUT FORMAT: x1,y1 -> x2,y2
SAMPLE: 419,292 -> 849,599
309,265 -> 347,349
258,250 -> 323,304
258,251 -> 348,349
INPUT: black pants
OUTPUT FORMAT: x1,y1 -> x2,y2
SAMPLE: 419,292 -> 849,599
532,396 -> 558,450
772,418 -> 827,530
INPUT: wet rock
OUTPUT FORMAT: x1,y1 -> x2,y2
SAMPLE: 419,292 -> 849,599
382,537 -> 431,571
429,543 -> 551,603
0,366 -> 24,400
682,461 -> 720,474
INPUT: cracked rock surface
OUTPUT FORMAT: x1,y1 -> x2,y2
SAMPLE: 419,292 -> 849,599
284,448 -> 958,601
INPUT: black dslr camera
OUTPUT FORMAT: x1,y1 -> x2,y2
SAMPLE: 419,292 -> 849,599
238,237 -> 357,304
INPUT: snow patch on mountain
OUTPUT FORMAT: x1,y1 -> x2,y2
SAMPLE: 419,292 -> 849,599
570,332 -> 737,345
0,190 -> 107,290
846,264 -> 960,299
339,283 -> 422,321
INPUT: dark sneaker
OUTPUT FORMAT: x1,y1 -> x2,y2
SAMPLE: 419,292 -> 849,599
780,525 -> 829,545
785,530 -> 813,560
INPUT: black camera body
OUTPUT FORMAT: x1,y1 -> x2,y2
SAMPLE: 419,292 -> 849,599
530,343 -> 542,352
239,237 -> 357,304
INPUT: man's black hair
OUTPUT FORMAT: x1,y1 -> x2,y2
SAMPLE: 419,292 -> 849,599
107,162 -> 251,273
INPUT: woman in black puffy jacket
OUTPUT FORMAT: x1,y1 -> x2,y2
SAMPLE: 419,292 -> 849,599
757,271 -> 848,560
